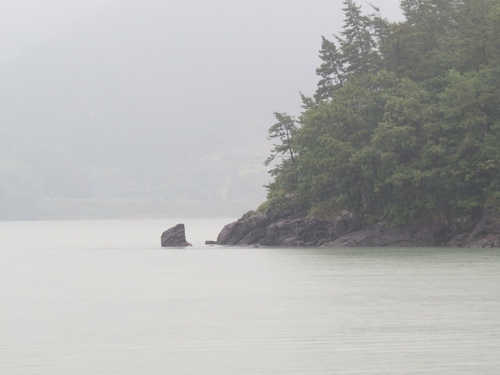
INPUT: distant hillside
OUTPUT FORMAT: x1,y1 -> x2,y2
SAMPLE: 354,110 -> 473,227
2,0 -> 307,218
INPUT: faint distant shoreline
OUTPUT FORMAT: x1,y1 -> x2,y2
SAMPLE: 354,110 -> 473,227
23,199 -> 264,221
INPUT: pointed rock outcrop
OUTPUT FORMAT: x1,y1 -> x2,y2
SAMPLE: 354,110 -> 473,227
161,224 -> 192,247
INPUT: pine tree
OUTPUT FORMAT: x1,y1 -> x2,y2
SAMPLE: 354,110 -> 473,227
314,1 -> 381,101
338,0 -> 380,75
264,112 -> 297,168
314,36 -> 345,101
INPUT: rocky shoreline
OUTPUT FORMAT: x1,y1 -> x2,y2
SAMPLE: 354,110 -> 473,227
216,205 -> 500,248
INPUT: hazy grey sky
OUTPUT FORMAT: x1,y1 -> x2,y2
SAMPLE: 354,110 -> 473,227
0,0 -> 406,135
0,0 -> 117,60
0,0 -> 403,61
0,0 -> 406,157
0,0 -> 405,202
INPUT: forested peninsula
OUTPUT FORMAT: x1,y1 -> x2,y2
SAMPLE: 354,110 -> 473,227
217,0 -> 500,247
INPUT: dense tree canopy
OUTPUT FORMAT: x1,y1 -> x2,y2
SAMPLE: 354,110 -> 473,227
265,0 -> 500,224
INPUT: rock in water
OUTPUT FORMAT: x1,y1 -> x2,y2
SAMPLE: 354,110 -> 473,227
161,224 -> 192,247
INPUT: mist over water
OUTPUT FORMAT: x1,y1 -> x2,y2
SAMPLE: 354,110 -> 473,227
1,219 -> 499,374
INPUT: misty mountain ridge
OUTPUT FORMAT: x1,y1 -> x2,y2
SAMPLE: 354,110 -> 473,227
3,0 -> 318,216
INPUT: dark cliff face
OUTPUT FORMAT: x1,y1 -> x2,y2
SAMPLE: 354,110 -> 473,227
216,205 -> 500,248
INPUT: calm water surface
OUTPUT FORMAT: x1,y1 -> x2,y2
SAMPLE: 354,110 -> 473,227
1,219 -> 499,374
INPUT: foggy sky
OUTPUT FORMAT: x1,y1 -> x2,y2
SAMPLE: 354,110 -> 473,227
0,0 -> 404,116
0,0 -> 405,136
0,0 -> 405,203
0,1 -> 404,50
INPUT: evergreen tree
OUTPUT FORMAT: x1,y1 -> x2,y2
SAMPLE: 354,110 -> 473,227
315,36 -> 345,101
264,0 -> 500,224
338,0 -> 380,75
453,0 -> 500,71
265,112 -> 297,169
384,0 -> 459,80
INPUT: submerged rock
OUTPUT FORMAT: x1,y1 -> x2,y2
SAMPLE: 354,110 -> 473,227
161,224 -> 192,247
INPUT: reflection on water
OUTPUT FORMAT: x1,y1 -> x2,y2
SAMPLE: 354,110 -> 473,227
0,219 -> 499,374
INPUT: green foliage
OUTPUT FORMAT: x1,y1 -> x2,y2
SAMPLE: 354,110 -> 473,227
315,36 -> 345,101
314,0 -> 384,100
264,112 -> 297,169
265,0 -> 500,224
339,0 -> 381,76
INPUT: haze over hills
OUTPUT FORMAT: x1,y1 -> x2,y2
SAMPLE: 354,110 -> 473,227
0,0 -> 402,219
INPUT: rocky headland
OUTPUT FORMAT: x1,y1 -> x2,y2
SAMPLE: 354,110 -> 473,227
216,204 -> 500,248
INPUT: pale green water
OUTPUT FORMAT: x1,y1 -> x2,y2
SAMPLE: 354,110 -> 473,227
1,219 -> 499,374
